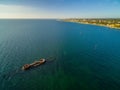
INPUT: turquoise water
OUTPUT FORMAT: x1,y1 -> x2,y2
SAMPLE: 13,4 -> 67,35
0,19 -> 120,90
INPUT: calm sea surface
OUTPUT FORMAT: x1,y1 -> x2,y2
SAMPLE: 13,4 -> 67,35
0,19 -> 120,90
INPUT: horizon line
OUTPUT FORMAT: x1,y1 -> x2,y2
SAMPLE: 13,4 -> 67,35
0,17 -> 120,19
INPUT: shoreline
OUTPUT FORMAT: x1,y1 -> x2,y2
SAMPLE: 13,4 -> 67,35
61,20 -> 120,30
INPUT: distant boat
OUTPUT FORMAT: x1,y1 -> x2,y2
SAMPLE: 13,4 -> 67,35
22,59 -> 46,70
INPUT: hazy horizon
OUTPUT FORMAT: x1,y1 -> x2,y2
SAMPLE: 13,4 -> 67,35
0,0 -> 120,19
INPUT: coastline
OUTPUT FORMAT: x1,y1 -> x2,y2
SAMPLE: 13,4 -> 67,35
61,20 -> 120,30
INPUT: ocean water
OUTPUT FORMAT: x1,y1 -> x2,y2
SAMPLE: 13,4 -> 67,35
0,19 -> 120,90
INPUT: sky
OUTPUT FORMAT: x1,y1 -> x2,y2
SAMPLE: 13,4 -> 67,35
0,0 -> 120,18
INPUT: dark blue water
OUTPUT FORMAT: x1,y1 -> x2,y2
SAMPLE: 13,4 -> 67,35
0,19 -> 120,90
